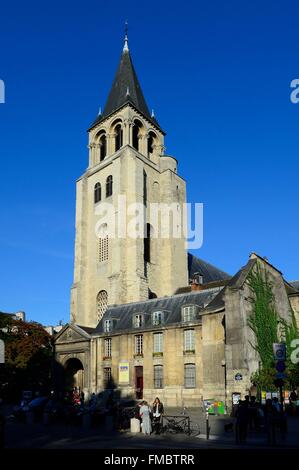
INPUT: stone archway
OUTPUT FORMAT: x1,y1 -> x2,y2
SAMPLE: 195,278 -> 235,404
65,358 -> 84,391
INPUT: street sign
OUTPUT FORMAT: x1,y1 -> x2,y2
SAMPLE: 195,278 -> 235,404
235,373 -> 243,381
275,372 -> 286,380
273,343 -> 286,361
276,360 -> 286,373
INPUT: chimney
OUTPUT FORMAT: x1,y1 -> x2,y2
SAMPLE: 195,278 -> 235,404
190,272 -> 204,291
15,311 -> 25,321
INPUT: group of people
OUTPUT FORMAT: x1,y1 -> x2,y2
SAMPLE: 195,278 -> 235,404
136,397 -> 164,435
235,395 -> 287,445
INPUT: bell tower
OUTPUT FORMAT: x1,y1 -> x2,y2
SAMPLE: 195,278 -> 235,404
71,32 -> 188,327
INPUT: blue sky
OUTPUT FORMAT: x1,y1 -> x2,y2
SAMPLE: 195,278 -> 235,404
0,0 -> 298,326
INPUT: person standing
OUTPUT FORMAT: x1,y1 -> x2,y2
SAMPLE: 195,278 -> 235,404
152,397 -> 164,435
235,401 -> 249,444
289,390 -> 298,416
139,401 -> 152,435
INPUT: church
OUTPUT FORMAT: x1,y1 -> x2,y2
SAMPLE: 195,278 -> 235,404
54,33 -> 299,410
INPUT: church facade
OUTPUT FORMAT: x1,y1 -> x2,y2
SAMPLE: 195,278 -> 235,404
54,35 -> 299,409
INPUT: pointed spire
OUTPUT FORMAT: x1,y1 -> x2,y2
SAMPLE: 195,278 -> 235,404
89,27 -> 165,134
98,106 -> 102,116
151,109 -> 155,118
123,21 -> 129,53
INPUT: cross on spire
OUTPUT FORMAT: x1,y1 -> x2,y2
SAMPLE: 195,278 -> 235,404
123,20 -> 129,52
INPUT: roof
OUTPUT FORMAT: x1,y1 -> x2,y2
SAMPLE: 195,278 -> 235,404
289,281 -> 299,292
94,288 -> 223,334
188,253 -> 231,283
89,44 -> 164,133
205,258 -> 257,312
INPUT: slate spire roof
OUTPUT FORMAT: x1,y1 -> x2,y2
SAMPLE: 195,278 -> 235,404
89,33 -> 164,133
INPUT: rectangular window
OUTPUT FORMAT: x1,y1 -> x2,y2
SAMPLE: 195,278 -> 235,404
135,335 -> 143,355
104,338 -> 112,358
184,329 -> 195,352
184,363 -> 196,388
152,311 -> 164,326
104,319 -> 113,333
104,367 -> 112,388
154,365 -> 163,389
133,314 -> 143,328
99,236 -> 109,262
153,332 -> 163,353
182,305 -> 196,322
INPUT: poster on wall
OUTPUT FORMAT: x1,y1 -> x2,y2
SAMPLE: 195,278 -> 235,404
119,361 -> 130,384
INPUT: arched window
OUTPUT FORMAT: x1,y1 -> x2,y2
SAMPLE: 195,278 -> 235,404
106,175 -> 113,198
99,134 -> 107,161
97,290 -> 108,321
115,124 -> 123,151
147,131 -> 156,157
94,183 -> 101,203
132,119 -> 143,151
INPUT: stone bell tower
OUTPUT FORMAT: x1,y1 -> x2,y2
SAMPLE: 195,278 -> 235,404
70,32 -> 188,327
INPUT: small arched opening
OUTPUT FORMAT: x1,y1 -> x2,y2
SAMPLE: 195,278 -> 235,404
94,182 -> 101,204
99,133 -> 107,161
97,289 -> 108,321
144,223 -> 154,277
147,131 -> 157,158
149,290 -> 157,299
115,123 -> 123,151
65,358 -> 84,391
106,175 -> 113,198
132,119 -> 143,152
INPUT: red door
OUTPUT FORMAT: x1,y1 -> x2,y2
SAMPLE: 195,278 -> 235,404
135,366 -> 143,399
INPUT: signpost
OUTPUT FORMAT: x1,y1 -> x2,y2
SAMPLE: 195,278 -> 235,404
273,343 -> 286,413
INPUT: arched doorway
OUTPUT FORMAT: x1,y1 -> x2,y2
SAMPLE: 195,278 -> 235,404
65,358 -> 84,391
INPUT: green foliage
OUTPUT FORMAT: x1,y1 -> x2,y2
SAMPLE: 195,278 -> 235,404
251,367 -> 276,391
247,265 -> 279,369
247,264 -> 299,389
0,318 -> 53,401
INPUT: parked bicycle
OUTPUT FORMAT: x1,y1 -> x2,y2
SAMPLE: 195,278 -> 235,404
161,414 -> 200,436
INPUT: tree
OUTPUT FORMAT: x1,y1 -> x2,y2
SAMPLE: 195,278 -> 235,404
0,317 -> 53,401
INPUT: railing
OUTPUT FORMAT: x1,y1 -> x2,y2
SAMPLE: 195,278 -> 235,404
161,415 -> 191,435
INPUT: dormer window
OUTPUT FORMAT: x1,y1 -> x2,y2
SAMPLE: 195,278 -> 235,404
152,311 -> 164,326
182,305 -> 197,322
104,319 -> 113,333
133,314 -> 143,328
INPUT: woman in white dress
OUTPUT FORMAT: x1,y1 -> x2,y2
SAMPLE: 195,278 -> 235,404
139,401 -> 152,435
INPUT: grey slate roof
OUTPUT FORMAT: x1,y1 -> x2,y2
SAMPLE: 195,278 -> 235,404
188,253 -> 231,283
76,325 -> 96,335
90,48 -> 164,133
290,281 -> 299,292
205,258 -> 257,312
94,287 -> 223,335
